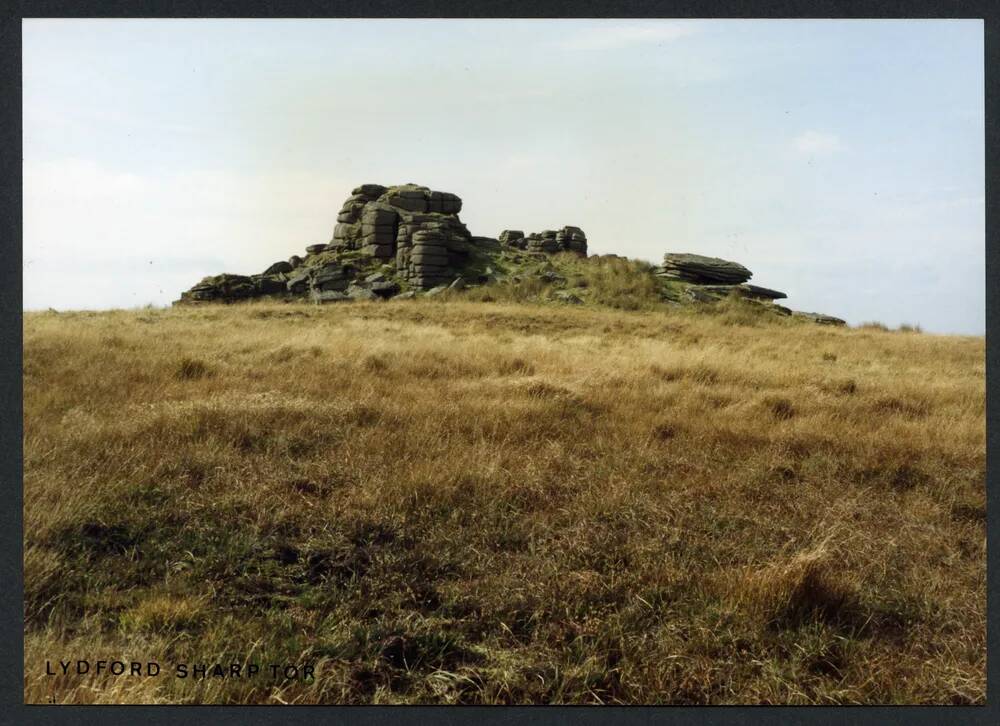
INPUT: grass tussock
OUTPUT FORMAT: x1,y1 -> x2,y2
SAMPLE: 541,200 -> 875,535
726,542 -> 860,627
767,397 -> 796,421
23,300 -> 984,704
858,321 -> 925,334
175,356 -> 210,380
120,593 -> 206,633
460,253 -> 674,313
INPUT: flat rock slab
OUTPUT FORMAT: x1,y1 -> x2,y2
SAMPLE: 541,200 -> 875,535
696,283 -> 787,301
659,253 -> 752,284
743,284 -> 787,300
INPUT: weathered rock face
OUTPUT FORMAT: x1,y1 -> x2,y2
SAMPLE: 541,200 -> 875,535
655,253 -> 753,285
179,274 -> 264,303
500,226 -> 587,256
331,183 -> 472,288
178,184 -> 596,302
177,183 -> 477,300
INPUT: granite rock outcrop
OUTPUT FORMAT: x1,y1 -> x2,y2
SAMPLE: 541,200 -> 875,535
175,182 -> 842,325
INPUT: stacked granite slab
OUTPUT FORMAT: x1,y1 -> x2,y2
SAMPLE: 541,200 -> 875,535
696,283 -> 787,301
655,253 -> 752,284
499,226 -> 587,256
359,205 -> 398,260
557,226 -> 588,255
742,284 -> 786,300
407,229 -> 452,289
331,184 -> 392,256
527,230 -> 561,254
179,274 -> 257,303
653,252 -> 793,307
330,183 -> 471,287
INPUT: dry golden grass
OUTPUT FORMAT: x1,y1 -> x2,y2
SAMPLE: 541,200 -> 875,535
23,299 -> 985,704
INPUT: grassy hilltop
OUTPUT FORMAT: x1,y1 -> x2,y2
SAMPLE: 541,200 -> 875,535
23,292 -> 984,704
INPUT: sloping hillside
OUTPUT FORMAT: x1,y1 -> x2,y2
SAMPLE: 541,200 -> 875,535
23,300 -> 984,704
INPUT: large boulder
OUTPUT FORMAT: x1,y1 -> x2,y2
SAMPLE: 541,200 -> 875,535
353,183 -> 388,199
262,260 -> 293,276
178,273 -> 256,303
312,264 -> 351,292
656,253 -> 752,284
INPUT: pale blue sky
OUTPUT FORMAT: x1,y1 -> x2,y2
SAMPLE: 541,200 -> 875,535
23,19 -> 984,333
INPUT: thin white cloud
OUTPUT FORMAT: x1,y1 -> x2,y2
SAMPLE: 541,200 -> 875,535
557,22 -> 700,51
793,130 -> 845,155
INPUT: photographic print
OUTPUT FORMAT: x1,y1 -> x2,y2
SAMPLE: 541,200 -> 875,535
21,18 -> 985,705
